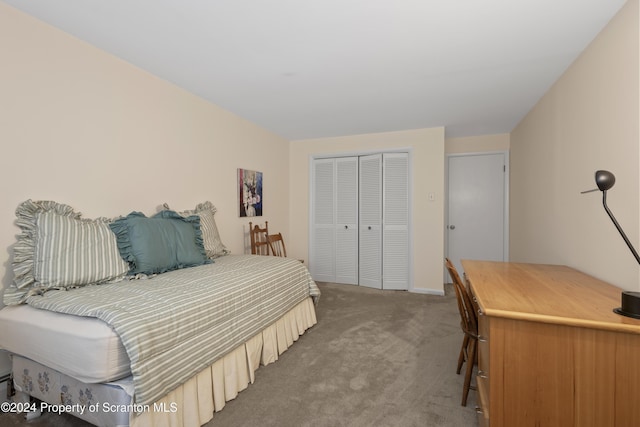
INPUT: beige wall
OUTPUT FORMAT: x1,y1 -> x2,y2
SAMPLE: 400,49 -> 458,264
0,4 -> 292,291
510,0 -> 639,290
445,133 -> 510,154
289,128 -> 445,294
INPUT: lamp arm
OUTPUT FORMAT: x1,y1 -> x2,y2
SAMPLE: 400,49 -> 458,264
602,190 -> 640,265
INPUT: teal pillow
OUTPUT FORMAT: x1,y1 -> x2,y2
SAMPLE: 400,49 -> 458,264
109,210 -> 210,275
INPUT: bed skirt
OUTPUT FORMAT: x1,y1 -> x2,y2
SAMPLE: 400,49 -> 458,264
11,297 -> 317,427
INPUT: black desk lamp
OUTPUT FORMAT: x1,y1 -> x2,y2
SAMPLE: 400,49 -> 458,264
582,170 -> 640,318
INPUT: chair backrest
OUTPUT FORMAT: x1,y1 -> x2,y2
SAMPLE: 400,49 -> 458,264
267,233 -> 287,257
249,221 -> 270,255
445,258 -> 478,336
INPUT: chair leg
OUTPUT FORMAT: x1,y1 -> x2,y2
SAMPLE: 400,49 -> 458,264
461,338 -> 477,407
457,334 -> 469,374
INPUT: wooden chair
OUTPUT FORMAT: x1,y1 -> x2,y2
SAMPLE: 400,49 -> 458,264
249,221 -> 270,255
267,233 -> 287,257
445,258 -> 478,406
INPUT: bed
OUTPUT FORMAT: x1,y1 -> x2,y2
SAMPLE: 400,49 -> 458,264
0,200 -> 320,427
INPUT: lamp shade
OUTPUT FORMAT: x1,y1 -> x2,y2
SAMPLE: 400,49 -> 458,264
595,170 -> 615,191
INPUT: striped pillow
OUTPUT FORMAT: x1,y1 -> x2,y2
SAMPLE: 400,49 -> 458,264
34,210 -> 128,286
175,201 -> 230,258
4,200 -> 129,305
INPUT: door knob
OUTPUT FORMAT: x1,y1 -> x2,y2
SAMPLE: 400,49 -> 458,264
449,225 -> 456,230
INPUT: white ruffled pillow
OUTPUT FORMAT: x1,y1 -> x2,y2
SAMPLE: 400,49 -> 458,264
5,200 -> 129,305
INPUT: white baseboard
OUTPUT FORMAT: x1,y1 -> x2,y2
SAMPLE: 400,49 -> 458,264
410,287 -> 445,296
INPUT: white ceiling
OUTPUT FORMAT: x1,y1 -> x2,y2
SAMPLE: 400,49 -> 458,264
4,0 -> 628,140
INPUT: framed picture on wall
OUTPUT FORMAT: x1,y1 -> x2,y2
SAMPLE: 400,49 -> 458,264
238,168 -> 263,217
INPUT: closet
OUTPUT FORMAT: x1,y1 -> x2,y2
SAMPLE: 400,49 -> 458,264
310,152 -> 409,290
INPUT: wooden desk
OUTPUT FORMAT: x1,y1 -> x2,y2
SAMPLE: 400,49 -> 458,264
462,260 -> 640,427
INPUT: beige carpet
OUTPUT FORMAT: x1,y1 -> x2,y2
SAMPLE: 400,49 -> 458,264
0,282 -> 478,427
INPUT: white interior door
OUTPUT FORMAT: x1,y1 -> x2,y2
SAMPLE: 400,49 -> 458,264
311,159 -> 336,282
383,153 -> 409,290
335,157 -> 359,284
447,152 -> 508,276
359,154 -> 382,289
311,157 -> 359,284
310,151 -> 411,289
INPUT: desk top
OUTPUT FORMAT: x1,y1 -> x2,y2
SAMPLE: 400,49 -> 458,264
462,260 -> 640,334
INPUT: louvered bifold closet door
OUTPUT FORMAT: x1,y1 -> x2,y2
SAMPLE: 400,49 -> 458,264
335,158 -> 359,284
382,153 -> 409,290
358,154 -> 382,289
311,159 -> 336,282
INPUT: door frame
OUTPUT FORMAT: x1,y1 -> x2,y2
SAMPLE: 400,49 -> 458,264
445,150 -> 509,281
308,148 -> 414,290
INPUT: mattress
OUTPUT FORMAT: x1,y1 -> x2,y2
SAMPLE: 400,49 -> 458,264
0,304 -> 130,383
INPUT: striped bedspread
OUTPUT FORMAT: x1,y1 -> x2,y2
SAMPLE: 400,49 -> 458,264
24,255 -> 321,406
